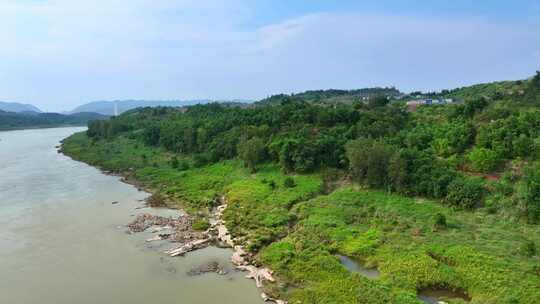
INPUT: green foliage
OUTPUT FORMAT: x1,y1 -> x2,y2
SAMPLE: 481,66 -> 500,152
433,213 -> 447,229
430,120 -> 475,157
223,166 -> 321,252
443,80 -> 525,101
192,218 -> 211,231
368,95 -> 390,108
445,177 -> 485,209
463,97 -> 489,117
524,71 -> 540,103
476,109 -> 540,159
237,137 -> 266,172
143,124 -> 160,146
340,228 -> 381,256
260,241 -> 296,270
263,188 -> 540,303
354,104 -> 409,139
321,167 -> 343,193
467,147 -> 500,172
275,138 -> 318,173
520,240 -> 537,257
177,159 -> 190,171
170,155 -> 179,169
518,162 -> 540,223
283,177 -> 297,188
346,139 -> 396,188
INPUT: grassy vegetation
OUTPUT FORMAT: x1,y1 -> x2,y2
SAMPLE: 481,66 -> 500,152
261,188 -> 540,303
62,132 -> 249,211
224,165 -> 321,251
62,132 -> 540,303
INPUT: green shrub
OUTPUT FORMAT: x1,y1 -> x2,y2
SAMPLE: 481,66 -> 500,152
445,177 -> 484,209
345,139 -> 396,188
321,167 -> 342,193
193,153 -> 211,167
284,177 -> 296,188
238,137 -> 266,172
513,135 -> 534,157
340,228 -> 380,256
520,240 -> 536,257
532,265 -> 540,276
468,147 -> 500,172
170,156 -> 179,169
260,241 -> 296,270
519,163 -> 540,223
177,160 -> 190,171
433,213 -> 447,229
192,218 -> 211,231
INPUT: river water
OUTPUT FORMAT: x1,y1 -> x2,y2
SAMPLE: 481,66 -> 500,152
0,127 -> 263,304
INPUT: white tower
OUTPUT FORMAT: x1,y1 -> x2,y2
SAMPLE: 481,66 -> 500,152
114,102 -> 118,116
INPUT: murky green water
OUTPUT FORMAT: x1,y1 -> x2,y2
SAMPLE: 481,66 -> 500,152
338,255 -> 380,280
0,127 -> 263,304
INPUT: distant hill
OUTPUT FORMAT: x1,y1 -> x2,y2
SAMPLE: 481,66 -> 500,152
69,100 -> 217,115
257,87 -> 402,105
0,111 -> 108,130
441,80 -> 528,101
0,101 -> 41,113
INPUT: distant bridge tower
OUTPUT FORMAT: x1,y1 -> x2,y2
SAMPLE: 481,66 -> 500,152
114,102 -> 118,116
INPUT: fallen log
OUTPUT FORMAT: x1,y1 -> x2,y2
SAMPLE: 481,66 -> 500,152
165,238 -> 210,257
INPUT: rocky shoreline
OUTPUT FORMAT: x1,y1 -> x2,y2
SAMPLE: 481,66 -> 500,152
126,197 -> 286,303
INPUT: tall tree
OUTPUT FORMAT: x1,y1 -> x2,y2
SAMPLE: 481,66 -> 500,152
238,137 -> 266,173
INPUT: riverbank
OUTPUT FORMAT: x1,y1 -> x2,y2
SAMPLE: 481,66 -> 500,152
61,131 -> 540,304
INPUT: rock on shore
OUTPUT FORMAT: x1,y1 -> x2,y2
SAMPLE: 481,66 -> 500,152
187,261 -> 228,276
126,199 -> 287,304
211,202 -> 285,303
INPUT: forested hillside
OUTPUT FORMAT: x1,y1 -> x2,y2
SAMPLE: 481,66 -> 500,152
62,72 -> 540,304
0,111 -> 108,130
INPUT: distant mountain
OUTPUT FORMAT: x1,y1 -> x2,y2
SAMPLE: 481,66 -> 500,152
70,99 -> 255,115
0,110 -> 108,130
257,87 -> 402,105
0,101 -> 41,113
69,100 -> 208,115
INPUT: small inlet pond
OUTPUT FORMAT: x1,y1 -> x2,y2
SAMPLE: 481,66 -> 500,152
338,255 -> 380,279
338,255 -> 471,304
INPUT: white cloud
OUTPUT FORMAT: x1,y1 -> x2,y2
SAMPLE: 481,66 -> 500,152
1,1 -> 539,111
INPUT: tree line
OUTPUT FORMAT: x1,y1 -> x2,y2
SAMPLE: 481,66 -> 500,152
86,72 -> 540,223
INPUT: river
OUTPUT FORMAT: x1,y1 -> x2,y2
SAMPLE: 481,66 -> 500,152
0,127 -> 263,304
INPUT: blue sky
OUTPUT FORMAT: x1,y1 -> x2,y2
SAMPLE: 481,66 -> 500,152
1,0 -> 539,112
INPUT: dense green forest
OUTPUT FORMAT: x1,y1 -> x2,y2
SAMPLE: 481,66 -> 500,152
62,72 -> 540,303
0,110 -> 107,130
